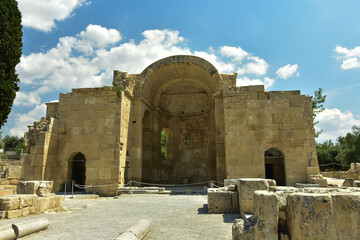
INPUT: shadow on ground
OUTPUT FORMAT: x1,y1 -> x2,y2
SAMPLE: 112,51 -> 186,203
197,204 -> 240,223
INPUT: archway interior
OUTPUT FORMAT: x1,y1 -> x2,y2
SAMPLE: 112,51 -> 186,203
265,148 -> 285,185
67,152 -> 87,187
140,60 -> 218,184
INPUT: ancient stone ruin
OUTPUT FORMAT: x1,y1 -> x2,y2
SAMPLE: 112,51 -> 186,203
21,55 -> 319,195
208,178 -> 360,240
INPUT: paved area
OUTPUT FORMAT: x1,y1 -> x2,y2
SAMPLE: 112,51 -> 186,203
0,194 -> 239,239
324,177 -> 345,186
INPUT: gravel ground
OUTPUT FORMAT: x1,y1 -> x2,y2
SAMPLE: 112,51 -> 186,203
0,194 -> 239,240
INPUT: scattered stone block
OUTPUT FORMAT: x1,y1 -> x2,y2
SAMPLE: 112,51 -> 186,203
207,189 -> 238,213
287,193 -> 333,240
312,178 -> 328,187
0,195 -> 20,210
343,178 -> 354,187
237,178 -> 270,217
37,181 -> 53,196
232,191 -> 278,240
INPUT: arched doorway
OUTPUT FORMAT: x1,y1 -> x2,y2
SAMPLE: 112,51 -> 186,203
264,148 -> 285,185
68,152 -> 87,187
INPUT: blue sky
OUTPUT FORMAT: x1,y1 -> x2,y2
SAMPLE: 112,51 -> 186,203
2,0 -> 360,142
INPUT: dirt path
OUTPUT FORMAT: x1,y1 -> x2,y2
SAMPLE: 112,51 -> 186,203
0,194 -> 239,239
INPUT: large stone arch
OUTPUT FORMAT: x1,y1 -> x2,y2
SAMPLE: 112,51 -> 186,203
137,55 -> 223,104
134,55 -> 223,183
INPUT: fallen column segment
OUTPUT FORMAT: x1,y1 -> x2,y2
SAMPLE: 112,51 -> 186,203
0,218 -> 49,240
114,219 -> 150,240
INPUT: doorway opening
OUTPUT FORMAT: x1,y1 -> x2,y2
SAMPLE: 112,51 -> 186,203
264,148 -> 285,185
68,152 -> 87,189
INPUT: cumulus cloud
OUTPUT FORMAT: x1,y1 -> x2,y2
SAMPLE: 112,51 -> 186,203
10,104 -> 47,137
276,64 -> 298,79
334,44 -> 360,70
18,0 -> 87,32
237,76 -> 275,89
220,46 -> 249,62
10,26 -> 291,136
315,108 -> 360,142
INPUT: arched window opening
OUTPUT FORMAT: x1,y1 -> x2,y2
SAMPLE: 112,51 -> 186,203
161,128 -> 173,163
265,148 -> 285,186
68,152 -> 87,189
161,129 -> 167,161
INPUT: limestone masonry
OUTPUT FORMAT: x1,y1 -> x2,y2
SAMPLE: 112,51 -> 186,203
21,55 -> 319,195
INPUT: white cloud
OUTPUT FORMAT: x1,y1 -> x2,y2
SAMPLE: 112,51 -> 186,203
237,76 -> 274,89
340,57 -> 360,70
276,64 -> 298,79
14,92 -> 41,107
237,56 -> 268,76
334,44 -> 360,70
220,46 -> 249,62
10,26 -> 291,136
315,108 -> 360,142
10,104 -> 47,137
18,0 -> 86,32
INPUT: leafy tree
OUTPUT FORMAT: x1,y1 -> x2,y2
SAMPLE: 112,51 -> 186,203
311,88 -> 326,138
0,0 -> 22,128
3,135 -> 25,158
336,126 -> 360,166
161,129 -> 167,160
316,140 -> 340,165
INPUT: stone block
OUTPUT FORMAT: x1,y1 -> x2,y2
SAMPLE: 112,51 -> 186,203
37,181 -> 53,196
17,181 -> 40,194
7,165 -> 22,179
0,188 -> 15,197
0,195 -> 20,210
331,193 -> 360,240
232,191 -> 278,240
287,193 -> 333,240
19,194 -> 37,209
6,209 -> 22,219
36,196 -> 52,213
312,178 -> 328,187
343,178 -> 355,187
10,179 -> 20,185
237,178 -> 270,216
207,189 -> 238,213
353,180 -> 360,187
21,207 -> 31,217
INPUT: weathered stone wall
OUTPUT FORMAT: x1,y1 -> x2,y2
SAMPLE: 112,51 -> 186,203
321,171 -> 360,180
22,117 -> 58,182
231,180 -> 360,240
51,87 -> 123,194
20,55 -> 319,194
223,86 -> 318,185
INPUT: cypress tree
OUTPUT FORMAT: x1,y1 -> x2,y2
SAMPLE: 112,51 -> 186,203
0,0 -> 22,128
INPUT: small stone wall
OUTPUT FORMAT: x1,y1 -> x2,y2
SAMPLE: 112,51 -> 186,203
0,160 -> 22,197
231,180 -> 360,240
0,194 -> 64,219
321,171 -> 360,180
207,185 -> 238,213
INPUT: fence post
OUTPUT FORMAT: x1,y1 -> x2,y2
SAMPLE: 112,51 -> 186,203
64,182 -> 67,199
71,180 -> 74,199
114,182 -> 119,199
